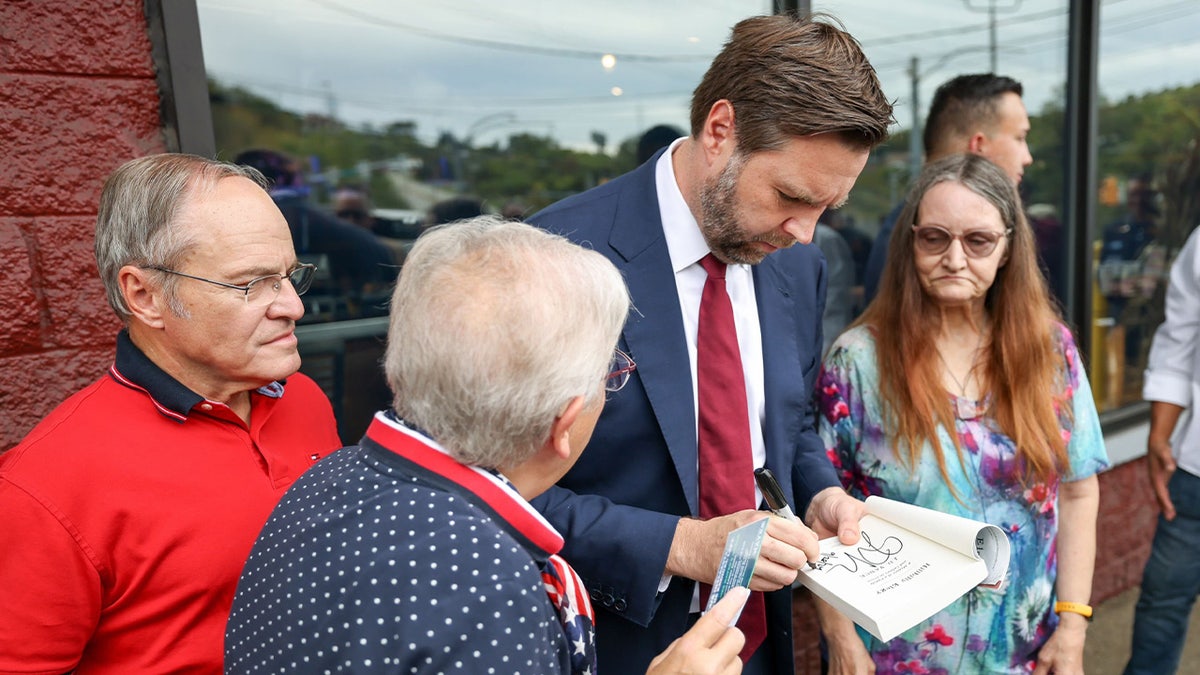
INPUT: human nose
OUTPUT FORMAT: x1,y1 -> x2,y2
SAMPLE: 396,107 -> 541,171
267,277 -> 306,320
941,237 -> 969,268
782,212 -> 821,245
1021,142 -> 1033,168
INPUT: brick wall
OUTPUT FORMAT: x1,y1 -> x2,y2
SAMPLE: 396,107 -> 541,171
0,0 -> 165,450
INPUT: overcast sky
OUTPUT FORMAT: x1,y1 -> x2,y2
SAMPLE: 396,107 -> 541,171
196,0 -> 1200,150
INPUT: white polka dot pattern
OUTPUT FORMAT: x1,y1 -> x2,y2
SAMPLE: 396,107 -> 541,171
225,446 -> 572,674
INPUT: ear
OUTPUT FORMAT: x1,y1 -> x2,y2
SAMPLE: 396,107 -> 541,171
967,131 -> 988,155
119,265 -> 170,329
699,99 -> 737,165
546,395 -> 587,461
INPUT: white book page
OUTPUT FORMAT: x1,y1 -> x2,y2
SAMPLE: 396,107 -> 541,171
864,496 -> 1010,586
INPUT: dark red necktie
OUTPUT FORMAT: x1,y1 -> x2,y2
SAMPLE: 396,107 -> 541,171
696,253 -> 767,662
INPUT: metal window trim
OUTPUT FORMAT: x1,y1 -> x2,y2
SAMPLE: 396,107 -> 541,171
144,0 -> 215,157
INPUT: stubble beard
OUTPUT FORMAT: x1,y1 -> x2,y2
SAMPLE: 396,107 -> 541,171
697,152 -> 792,266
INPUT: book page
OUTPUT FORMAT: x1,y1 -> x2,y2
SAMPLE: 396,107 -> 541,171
864,496 -> 1010,586
798,499 -> 1011,641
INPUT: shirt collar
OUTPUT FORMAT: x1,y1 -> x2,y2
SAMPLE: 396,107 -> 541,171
108,329 -> 286,423
656,137 -> 713,273
363,412 -> 564,558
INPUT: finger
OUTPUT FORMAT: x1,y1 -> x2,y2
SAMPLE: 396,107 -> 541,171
834,497 -> 865,545
751,556 -> 801,589
759,528 -> 815,569
713,623 -> 746,658
1153,480 -> 1177,520
763,511 -> 810,543
694,586 -> 751,642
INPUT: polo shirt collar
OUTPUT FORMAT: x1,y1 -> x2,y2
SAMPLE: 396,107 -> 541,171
108,329 -> 285,423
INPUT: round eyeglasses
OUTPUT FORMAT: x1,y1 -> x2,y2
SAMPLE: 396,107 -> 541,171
911,225 -> 1012,259
605,348 -> 637,393
143,263 -> 317,307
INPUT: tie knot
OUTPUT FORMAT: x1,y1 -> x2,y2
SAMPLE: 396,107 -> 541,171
699,253 -> 726,280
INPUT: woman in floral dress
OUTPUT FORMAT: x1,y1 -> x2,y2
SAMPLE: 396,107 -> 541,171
816,154 -> 1109,674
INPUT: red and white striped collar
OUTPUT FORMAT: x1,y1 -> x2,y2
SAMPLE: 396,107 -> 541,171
363,412 -> 564,557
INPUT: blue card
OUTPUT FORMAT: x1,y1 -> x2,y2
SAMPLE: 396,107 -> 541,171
704,517 -> 769,620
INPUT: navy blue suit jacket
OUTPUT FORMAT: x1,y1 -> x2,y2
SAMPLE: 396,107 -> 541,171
528,151 -> 840,675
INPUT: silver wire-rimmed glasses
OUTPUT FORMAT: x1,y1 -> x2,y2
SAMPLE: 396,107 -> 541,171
143,263 -> 317,306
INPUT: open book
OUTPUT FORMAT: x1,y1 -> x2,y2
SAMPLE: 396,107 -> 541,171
798,496 -> 1010,642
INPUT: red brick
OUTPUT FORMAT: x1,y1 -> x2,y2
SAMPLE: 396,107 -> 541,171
31,216 -> 122,347
1093,462 -> 1157,603
0,73 -> 165,217
0,346 -> 115,451
0,219 -> 42,353
0,0 -> 153,76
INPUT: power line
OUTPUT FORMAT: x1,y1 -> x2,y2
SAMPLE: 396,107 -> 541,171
305,0 -> 713,63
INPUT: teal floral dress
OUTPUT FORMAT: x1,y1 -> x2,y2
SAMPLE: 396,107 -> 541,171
817,324 -> 1109,674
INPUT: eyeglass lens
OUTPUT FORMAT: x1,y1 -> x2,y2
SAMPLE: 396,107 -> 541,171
913,226 -> 1003,258
245,266 -> 316,306
605,349 -> 636,392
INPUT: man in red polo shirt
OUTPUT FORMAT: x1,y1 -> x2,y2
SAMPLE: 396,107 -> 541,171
0,154 -> 342,673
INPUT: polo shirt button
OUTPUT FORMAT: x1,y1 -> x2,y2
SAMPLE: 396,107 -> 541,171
200,403 -> 213,411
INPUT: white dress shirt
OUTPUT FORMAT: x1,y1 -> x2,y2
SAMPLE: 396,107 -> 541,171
654,139 -> 768,608
1144,226 -> 1200,476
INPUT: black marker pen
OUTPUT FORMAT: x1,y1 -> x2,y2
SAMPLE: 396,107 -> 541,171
754,467 -> 818,569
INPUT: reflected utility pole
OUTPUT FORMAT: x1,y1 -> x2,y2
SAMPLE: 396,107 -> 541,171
962,0 -> 1022,72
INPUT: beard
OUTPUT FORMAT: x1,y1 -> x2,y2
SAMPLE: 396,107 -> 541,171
697,151 -> 794,265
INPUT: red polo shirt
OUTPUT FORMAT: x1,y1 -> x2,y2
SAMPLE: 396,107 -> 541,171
0,331 -> 342,674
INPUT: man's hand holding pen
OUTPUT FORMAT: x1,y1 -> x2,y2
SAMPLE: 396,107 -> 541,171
667,509 -> 822,591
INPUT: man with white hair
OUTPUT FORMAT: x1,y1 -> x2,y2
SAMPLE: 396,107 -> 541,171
0,154 -> 342,672
226,216 -> 749,674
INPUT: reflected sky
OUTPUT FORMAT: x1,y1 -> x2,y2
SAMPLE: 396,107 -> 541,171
196,0 -> 1200,149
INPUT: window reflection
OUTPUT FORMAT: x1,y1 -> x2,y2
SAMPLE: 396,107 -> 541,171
196,0 -> 1200,434
196,0 -> 766,441
1092,1 -> 1200,412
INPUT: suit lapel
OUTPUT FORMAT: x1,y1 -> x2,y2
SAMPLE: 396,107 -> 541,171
609,166 -> 700,515
753,255 -> 804,475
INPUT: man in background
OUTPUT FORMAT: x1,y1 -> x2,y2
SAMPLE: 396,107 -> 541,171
863,73 -> 1032,303
528,14 -> 894,675
0,154 -> 341,672
1124,225 -> 1200,675
235,149 -> 396,308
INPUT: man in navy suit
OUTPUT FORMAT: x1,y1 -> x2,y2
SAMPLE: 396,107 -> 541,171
528,14 -> 895,675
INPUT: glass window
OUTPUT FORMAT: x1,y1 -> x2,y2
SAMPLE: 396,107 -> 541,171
196,0 -> 771,440
812,1 -> 1070,332
1092,0 -> 1200,413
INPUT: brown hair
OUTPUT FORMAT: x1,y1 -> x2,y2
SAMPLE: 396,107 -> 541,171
690,13 -> 894,153
859,154 -> 1069,486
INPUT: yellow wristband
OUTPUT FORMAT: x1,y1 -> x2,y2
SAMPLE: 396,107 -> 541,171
1054,601 -> 1093,621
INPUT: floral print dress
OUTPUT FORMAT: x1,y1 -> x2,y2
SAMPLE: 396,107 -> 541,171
817,324 -> 1109,674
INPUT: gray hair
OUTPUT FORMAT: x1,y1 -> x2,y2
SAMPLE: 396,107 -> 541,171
95,153 -> 268,321
385,216 -> 630,470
